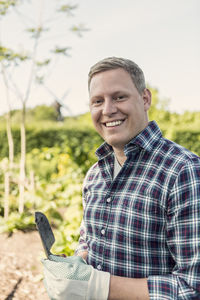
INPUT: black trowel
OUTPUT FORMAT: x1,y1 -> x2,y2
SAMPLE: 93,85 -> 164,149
35,211 -> 55,260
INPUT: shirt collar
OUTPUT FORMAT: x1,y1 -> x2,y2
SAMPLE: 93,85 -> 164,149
125,121 -> 162,154
96,121 -> 163,160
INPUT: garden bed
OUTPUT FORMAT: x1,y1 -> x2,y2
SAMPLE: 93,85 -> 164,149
0,231 -> 49,300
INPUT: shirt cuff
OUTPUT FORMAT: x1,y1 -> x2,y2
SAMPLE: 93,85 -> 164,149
148,274 -> 178,300
75,244 -> 88,256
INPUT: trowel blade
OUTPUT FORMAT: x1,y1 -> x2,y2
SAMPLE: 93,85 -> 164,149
35,211 -> 55,259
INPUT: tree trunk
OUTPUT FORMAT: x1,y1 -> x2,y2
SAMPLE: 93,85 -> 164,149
2,67 -> 14,218
4,171 -> 10,219
6,111 -> 14,169
19,104 -> 26,214
1,62 -> 14,168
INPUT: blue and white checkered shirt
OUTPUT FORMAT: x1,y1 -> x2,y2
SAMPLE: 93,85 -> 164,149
76,121 -> 200,299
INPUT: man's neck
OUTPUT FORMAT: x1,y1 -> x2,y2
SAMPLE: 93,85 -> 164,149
113,148 -> 127,166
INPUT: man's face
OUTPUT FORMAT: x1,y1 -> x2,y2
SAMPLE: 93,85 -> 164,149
89,68 -> 151,152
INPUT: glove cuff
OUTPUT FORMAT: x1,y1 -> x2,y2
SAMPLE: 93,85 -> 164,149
87,267 -> 110,300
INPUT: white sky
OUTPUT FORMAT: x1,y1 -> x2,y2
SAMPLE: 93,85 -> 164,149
0,0 -> 199,116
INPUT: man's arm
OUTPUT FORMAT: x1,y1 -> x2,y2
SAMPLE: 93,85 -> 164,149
108,162 -> 200,300
76,250 -> 150,300
147,161 -> 200,299
108,275 -> 149,300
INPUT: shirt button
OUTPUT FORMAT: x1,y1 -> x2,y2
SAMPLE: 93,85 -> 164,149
101,229 -> 105,235
97,264 -> 102,270
106,197 -> 111,203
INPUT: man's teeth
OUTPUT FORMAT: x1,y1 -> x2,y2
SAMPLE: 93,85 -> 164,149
106,120 -> 123,127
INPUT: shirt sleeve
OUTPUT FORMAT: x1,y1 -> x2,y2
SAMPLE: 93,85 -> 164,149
75,172 -> 90,255
148,161 -> 200,299
75,218 -> 88,255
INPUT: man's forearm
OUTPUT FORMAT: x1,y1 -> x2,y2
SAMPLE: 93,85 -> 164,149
108,275 -> 149,300
76,251 -> 149,299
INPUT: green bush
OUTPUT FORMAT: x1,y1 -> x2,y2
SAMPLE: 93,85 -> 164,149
0,146 -> 84,255
170,129 -> 200,156
1,124 -> 199,164
0,125 -> 103,173
0,212 -> 35,234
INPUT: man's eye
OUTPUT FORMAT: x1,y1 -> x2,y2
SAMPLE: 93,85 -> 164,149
114,95 -> 125,101
92,99 -> 103,106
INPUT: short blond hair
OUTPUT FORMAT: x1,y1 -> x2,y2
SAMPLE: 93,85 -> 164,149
88,57 -> 146,95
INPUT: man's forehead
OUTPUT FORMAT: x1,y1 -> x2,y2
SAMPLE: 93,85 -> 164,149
90,67 -> 129,81
89,68 -> 134,96
90,68 -> 131,86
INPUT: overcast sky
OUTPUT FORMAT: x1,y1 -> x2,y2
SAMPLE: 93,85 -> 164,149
0,0 -> 199,116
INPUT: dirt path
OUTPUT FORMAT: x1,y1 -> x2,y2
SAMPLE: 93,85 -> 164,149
0,231 -> 49,300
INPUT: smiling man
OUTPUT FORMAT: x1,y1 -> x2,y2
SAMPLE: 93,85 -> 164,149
43,57 -> 200,300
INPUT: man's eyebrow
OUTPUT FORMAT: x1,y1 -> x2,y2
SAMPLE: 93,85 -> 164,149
90,95 -> 102,100
90,89 -> 128,99
112,90 -> 124,95
111,90 -> 128,96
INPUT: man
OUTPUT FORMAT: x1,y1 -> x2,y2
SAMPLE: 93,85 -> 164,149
43,57 -> 200,299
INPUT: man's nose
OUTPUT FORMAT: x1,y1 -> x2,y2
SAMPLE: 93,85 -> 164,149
102,99 -> 117,116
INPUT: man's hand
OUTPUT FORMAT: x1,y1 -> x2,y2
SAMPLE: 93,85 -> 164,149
77,250 -> 88,261
42,255 -> 110,300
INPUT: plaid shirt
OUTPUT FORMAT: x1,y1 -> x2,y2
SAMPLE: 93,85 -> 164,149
76,121 -> 200,299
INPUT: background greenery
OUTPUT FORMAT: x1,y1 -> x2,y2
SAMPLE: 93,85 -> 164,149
0,88 -> 200,256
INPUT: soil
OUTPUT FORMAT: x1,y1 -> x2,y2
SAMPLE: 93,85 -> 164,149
0,231 -> 49,300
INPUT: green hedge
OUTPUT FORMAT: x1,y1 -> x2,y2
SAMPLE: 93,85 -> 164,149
0,126 -> 200,169
170,129 -> 200,156
0,126 -> 103,173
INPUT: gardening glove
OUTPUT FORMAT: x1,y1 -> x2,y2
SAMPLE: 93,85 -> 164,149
42,255 -> 110,300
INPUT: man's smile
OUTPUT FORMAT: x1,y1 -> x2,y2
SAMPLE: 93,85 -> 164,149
103,119 -> 125,127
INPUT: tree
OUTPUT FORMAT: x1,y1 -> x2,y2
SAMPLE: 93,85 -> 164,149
148,85 -> 171,126
0,45 -> 28,218
0,0 -> 88,213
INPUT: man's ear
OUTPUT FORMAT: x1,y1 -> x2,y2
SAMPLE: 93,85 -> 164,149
143,88 -> 151,111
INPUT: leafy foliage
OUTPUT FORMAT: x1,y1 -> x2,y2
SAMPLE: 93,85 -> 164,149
0,116 -> 102,173
0,145 -> 84,255
148,86 -> 171,127
0,46 -> 29,64
0,0 -> 18,15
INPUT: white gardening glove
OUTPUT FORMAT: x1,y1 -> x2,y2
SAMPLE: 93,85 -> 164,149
42,255 -> 110,300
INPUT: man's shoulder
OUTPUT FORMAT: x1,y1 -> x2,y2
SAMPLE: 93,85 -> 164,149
84,161 -> 99,183
161,136 -> 200,166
